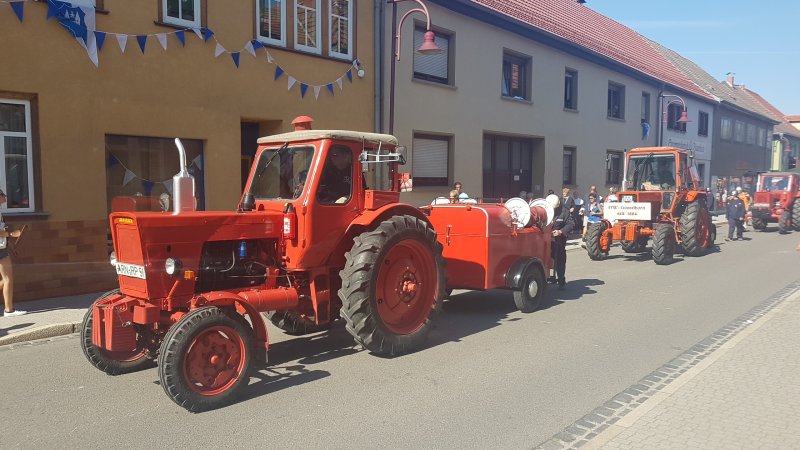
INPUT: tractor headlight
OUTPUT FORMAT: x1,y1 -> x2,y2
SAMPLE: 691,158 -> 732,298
165,257 -> 182,276
109,251 -> 117,267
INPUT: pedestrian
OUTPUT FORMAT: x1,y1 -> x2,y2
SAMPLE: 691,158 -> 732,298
448,189 -> 460,203
583,193 -> 603,239
453,181 -> 469,200
726,191 -> 745,241
705,187 -> 715,212
606,186 -> 619,202
0,190 -> 24,317
571,190 -> 584,234
587,185 -> 603,204
546,194 -> 574,290
736,186 -> 750,210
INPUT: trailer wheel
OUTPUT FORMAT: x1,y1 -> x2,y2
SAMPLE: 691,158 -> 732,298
585,222 -> 608,260
779,210 -> 791,234
680,201 -> 710,256
792,199 -> 800,231
266,311 -> 332,336
158,306 -> 254,412
339,215 -> 445,356
621,237 -> 648,253
651,223 -> 675,265
80,289 -> 154,375
751,216 -> 767,231
513,265 -> 545,313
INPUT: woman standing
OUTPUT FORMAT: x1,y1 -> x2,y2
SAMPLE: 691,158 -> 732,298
0,190 -> 24,317
582,193 -> 603,240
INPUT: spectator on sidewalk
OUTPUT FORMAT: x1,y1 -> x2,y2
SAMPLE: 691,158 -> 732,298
705,187 -> 715,212
588,185 -> 604,204
453,181 -> 469,200
736,186 -> 750,210
0,190 -> 24,318
726,191 -> 745,241
606,186 -> 619,202
583,193 -> 603,240
571,190 -> 584,234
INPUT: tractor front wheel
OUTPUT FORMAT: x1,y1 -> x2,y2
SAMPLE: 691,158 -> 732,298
680,201 -> 710,256
158,306 -> 254,412
339,215 -> 445,356
513,265 -> 546,313
792,199 -> 800,232
751,216 -> 767,231
266,310 -> 332,336
651,223 -> 676,265
80,289 -> 154,375
585,222 -> 608,260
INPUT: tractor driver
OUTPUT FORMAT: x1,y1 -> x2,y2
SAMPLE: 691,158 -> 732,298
318,146 -> 353,204
643,157 -> 676,190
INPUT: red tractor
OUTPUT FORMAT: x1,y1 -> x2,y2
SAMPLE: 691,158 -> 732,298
81,121 -> 554,411
585,147 -> 715,264
750,172 -> 800,233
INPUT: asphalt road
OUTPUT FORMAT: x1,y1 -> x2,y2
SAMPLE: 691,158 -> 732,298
1,229 -> 798,449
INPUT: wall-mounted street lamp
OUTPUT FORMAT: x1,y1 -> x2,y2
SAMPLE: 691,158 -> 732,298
659,94 -> 689,146
388,0 -> 443,135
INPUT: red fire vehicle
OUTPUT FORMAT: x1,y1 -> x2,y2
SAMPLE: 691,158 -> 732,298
750,171 -> 800,233
81,120 -> 554,412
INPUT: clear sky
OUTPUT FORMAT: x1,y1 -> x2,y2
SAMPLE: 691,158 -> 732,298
587,0 -> 799,115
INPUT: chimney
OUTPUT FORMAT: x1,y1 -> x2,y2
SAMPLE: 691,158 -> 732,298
291,116 -> 314,131
725,73 -> 735,87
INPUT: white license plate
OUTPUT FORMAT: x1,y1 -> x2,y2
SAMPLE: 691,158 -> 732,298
115,262 -> 147,280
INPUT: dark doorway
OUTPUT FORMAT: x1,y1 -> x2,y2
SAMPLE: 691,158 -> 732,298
482,134 -> 533,200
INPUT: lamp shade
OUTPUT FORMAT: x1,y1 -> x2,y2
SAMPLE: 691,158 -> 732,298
417,31 -> 443,55
677,110 -> 689,123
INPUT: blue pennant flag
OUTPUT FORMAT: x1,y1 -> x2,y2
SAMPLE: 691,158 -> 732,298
136,35 -> 147,54
231,52 -> 240,68
49,0 -> 88,44
142,180 -> 154,195
251,40 -> 264,50
300,83 -> 308,98
175,30 -> 185,46
346,69 -> 353,82
94,31 -> 106,51
274,66 -> 284,80
10,1 -> 24,22
107,154 -> 118,168
326,83 -> 334,95
203,27 -> 214,42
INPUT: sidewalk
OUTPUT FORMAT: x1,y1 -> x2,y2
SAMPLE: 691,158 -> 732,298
0,291 -> 101,346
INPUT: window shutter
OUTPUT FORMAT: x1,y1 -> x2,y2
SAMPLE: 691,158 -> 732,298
413,29 -> 448,80
412,137 -> 448,178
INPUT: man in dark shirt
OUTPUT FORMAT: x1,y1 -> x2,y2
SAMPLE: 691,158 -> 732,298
548,194 -> 574,290
726,191 -> 745,241
318,147 -> 353,204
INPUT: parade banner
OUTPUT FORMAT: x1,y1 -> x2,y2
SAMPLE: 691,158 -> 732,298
603,202 -> 652,222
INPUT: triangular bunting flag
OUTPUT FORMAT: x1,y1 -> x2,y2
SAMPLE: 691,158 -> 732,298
107,154 -> 118,168
203,28 -> 214,42
288,76 -> 297,90
266,52 -> 274,64
252,40 -> 264,51
244,41 -> 256,57
192,28 -> 203,40
122,170 -> 135,187
336,78 -> 343,90
157,33 -> 167,50
136,35 -> 147,54
274,66 -> 284,80
116,34 -> 128,53
231,52 -> 240,68
314,86 -> 321,100
46,1 -> 57,20
300,83 -> 308,98
94,31 -> 106,51
163,180 -> 173,195
347,69 -> 353,82
9,1 -> 24,23
214,43 -> 225,57
191,155 -> 203,170
175,30 -> 185,46
142,180 -> 154,195
326,83 -> 335,95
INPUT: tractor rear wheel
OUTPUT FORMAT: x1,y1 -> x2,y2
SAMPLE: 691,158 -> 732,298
651,223 -> 675,265
779,210 -> 791,234
339,215 -> 445,356
266,311 -> 332,336
792,199 -> 800,231
158,306 -> 254,412
585,222 -> 608,260
680,201 -> 711,256
621,237 -> 648,253
80,289 -> 154,375
751,216 -> 767,231
513,265 -> 546,313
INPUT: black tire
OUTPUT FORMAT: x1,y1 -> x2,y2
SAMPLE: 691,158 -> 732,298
80,289 -> 155,375
792,199 -> 800,232
621,237 -> 648,253
707,223 -> 716,248
265,310 -> 332,336
680,201 -> 711,257
585,222 -> 607,260
338,215 -> 445,356
779,210 -> 791,234
651,223 -> 675,265
751,216 -> 767,231
158,306 -> 254,412
513,265 -> 546,313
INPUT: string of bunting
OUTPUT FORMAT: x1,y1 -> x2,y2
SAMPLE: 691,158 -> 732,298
107,152 -> 203,195
4,0 -> 363,100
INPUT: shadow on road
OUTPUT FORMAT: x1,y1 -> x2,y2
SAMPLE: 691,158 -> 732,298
0,323 -> 34,336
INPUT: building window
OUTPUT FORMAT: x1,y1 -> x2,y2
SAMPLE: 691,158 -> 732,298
501,52 -> 531,100
257,0 -> 286,47
413,27 -> 451,84
163,0 -> 201,28
563,147 -> 576,185
757,127 -> 766,148
106,135 -> 205,214
734,120 -> 745,142
328,0 -> 352,59
746,123 -> 756,145
667,103 -> 686,132
721,117 -> 732,140
0,100 -> 34,212
641,92 -> 650,123
564,69 -> 578,110
606,151 -> 622,185
698,111 -> 709,137
696,163 -> 705,187
295,0 -> 321,54
607,82 -> 625,119
412,134 -> 449,186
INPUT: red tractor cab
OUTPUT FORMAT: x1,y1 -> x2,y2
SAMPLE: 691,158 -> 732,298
750,172 -> 800,233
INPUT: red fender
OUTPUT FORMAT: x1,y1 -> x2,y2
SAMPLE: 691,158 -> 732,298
192,291 -> 271,363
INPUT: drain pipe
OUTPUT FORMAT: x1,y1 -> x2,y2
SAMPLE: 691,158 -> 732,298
375,0 -> 385,133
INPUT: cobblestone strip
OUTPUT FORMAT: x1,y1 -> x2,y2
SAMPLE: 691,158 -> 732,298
534,279 -> 800,450
0,332 -> 78,353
